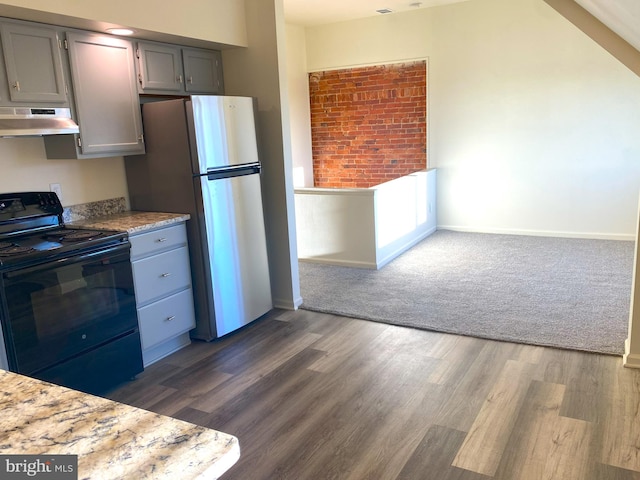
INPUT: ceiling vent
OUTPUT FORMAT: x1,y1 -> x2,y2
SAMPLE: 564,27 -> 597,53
376,8 -> 393,14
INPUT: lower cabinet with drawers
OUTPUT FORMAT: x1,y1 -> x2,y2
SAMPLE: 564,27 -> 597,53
129,221 -> 196,367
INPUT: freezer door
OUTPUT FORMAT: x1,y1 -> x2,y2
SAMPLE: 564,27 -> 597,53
199,172 -> 273,337
189,95 -> 260,174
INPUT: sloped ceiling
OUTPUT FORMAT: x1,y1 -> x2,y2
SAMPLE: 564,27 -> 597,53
544,0 -> 640,76
575,0 -> 640,52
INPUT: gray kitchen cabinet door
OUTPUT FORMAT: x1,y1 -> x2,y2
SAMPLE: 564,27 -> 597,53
0,22 -> 67,104
182,47 -> 223,94
65,31 -> 144,156
136,41 -> 183,92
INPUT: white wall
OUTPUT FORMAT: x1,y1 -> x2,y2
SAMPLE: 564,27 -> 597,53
375,170 -> 437,266
285,24 -> 314,187
299,0 -> 640,239
295,170 -> 437,268
295,188 -> 377,267
0,138 -> 128,207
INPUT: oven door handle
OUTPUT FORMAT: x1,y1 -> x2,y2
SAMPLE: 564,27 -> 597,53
3,243 -> 130,278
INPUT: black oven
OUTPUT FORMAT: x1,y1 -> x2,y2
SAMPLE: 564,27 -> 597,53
0,192 -> 143,395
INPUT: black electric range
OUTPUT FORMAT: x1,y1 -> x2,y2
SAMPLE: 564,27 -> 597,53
0,191 -> 143,395
0,192 -> 128,271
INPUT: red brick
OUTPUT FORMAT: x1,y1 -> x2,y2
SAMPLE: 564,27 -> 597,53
309,61 -> 427,189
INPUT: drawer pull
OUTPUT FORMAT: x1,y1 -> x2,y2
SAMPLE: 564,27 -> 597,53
160,272 -> 171,278
156,237 -> 167,243
165,315 -> 176,322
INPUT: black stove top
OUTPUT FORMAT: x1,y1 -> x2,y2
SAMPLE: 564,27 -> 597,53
0,192 -> 128,271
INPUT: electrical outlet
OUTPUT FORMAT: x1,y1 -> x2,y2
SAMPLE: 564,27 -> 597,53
50,183 -> 62,203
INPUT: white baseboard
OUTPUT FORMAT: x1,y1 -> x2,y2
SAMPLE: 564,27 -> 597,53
437,225 -> 635,241
273,295 -> 304,310
298,258 -> 378,269
298,225 -> 438,271
624,338 -> 640,368
376,225 -> 437,269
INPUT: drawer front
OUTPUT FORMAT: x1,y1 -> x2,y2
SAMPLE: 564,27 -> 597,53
130,223 -> 187,259
138,288 -> 195,350
132,246 -> 192,305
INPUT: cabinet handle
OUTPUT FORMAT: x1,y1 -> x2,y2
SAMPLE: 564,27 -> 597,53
156,237 -> 167,243
188,76 -> 193,84
165,315 -> 176,322
160,272 -> 171,278
12,81 -> 20,91
177,75 -> 183,84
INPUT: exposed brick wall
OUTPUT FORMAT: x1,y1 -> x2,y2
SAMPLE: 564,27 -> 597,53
309,61 -> 427,189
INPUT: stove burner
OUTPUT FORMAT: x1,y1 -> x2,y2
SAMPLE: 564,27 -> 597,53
0,245 -> 35,257
62,231 -> 103,241
45,230 -> 105,242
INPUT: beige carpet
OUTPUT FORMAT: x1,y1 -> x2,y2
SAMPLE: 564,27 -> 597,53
298,230 -> 634,355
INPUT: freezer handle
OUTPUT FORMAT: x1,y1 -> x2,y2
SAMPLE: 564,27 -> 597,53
203,163 -> 261,181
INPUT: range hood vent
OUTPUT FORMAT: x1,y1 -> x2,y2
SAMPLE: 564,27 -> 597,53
0,106 -> 79,137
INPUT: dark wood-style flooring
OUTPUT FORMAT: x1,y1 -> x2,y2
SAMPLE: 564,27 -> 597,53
106,309 -> 640,479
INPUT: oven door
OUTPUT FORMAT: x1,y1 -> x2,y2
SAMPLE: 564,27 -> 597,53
0,243 -> 139,377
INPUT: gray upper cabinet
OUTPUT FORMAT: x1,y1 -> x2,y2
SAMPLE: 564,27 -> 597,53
136,41 -> 223,95
45,31 -> 144,159
182,47 -> 223,94
0,21 -> 68,105
136,41 -> 182,93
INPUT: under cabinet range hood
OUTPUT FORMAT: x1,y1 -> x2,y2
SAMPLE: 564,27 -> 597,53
0,106 -> 79,137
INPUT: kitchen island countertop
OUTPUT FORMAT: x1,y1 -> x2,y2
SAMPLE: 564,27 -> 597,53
69,210 -> 190,235
0,369 -> 239,479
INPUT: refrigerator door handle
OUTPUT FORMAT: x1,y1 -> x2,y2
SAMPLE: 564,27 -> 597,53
204,163 -> 261,181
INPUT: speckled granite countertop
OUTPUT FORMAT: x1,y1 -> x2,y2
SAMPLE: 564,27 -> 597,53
70,211 -> 190,235
0,370 -> 239,479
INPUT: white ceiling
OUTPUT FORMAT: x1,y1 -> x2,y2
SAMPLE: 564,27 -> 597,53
282,0 -> 473,27
282,0 -> 640,54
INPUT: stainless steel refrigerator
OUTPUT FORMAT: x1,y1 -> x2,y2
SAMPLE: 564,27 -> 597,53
125,95 -> 273,340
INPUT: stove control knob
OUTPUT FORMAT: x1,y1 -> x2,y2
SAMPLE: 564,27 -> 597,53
81,334 -> 87,340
